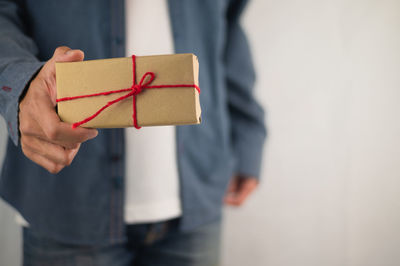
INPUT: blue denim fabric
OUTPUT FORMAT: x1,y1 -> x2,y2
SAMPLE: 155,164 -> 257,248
23,218 -> 221,266
0,0 -> 266,245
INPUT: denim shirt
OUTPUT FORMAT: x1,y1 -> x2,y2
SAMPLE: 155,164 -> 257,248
0,0 -> 266,245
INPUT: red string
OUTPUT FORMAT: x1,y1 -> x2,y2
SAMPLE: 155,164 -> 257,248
56,55 -> 200,129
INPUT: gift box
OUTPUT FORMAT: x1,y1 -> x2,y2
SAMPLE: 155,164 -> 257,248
56,54 -> 201,128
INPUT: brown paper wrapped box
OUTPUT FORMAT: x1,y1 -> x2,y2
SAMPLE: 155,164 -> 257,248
56,54 -> 201,128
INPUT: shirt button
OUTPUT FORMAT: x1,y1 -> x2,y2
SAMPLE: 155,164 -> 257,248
113,176 -> 123,189
114,37 -> 124,45
110,155 -> 121,162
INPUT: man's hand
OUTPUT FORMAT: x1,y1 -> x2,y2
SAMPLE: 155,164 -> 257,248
224,175 -> 259,206
18,46 -> 98,174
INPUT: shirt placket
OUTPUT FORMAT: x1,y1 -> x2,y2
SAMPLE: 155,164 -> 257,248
109,0 -> 126,243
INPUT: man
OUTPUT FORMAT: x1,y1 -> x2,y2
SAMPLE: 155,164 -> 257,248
0,0 -> 266,265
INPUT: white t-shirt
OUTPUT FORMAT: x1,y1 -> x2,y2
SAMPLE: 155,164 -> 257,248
15,0 -> 181,227
123,0 -> 182,224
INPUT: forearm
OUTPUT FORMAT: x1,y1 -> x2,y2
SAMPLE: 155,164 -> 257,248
225,0 -> 267,179
0,0 -> 43,145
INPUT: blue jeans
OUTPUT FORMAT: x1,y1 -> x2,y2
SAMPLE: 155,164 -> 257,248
23,218 -> 221,266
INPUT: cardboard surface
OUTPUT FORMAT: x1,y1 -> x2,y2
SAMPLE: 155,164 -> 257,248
56,54 -> 201,128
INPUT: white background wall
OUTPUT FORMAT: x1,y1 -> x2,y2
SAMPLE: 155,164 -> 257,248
1,0 -> 400,265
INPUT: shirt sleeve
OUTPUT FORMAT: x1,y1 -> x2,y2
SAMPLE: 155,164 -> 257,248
0,0 -> 44,146
225,0 -> 267,180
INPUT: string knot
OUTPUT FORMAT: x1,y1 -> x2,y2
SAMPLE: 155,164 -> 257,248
131,71 -> 156,95
131,84 -> 142,94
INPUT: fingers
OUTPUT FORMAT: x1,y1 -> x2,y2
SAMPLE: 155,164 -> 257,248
35,94 -> 98,146
52,46 -> 85,64
41,118 -> 98,146
21,143 -> 65,174
224,176 -> 259,207
40,47 -> 85,103
28,77 -> 98,146
19,102 -> 81,150
22,135 -> 79,166
233,179 -> 258,205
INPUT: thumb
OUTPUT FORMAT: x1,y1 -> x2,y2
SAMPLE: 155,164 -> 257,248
52,46 -> 85,63
40,46 -> 85,104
